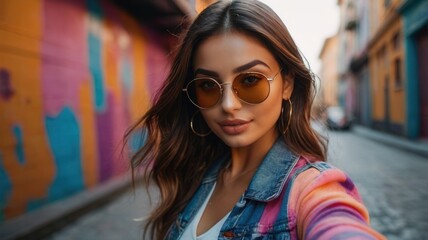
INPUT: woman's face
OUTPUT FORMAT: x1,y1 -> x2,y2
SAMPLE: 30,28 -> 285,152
193,32 -> 293,148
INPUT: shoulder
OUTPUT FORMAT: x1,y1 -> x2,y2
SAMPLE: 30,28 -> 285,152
288,158 -> 363,204
289,157 -> 353,187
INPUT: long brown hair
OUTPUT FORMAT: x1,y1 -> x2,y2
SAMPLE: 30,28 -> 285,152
124,1 -> 327,239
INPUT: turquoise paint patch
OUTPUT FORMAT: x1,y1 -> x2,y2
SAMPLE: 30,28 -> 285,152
12,125 -> 25,165
121,58 -> 134,92
404,35 -> 420,139
26,199 -> 48,213
401,1 -> 428,139
0,154 -> 12,222
129,128 -> 147,154
87,0 -> 105,112
27,107 -> 85,211
88,31 -> 106,112
45,107 -> 84,201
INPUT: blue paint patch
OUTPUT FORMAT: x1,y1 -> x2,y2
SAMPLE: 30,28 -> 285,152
88,31 -> 106,112
0,154 -> 12,221
121,57 -> 134,92
12,125 -> 26,165
26,199 -> 47,213
404,36 -> 420,138
27,107 -> 85,211
401,2 -> 428,139
129,128 -> 147,155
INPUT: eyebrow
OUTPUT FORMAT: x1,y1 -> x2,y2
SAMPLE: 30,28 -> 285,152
233,60 -> 270,73
194,60 -> 271,77
194,68 -> 219,77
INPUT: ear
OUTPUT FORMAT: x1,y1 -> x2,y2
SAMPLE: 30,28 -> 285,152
282,73 -> 294,100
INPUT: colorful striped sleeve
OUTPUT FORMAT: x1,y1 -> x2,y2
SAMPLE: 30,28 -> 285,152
288,164 -> 386,239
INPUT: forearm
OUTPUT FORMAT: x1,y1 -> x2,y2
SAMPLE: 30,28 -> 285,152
289,167 -> 385,239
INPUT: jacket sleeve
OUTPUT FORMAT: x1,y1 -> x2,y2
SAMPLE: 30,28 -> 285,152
288,166 -> 386,240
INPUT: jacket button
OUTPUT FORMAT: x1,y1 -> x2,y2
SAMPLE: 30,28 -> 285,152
223,231 -> 235,238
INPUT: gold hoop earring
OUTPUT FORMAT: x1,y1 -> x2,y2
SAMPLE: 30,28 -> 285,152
281,99 -> 293,134
190,111 -> 211,137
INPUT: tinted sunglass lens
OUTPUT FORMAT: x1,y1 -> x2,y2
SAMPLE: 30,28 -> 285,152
233,73 -> 270,104
188,78 -> 221,108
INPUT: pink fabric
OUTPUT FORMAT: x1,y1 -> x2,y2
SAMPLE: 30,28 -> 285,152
285,157 -> 385,239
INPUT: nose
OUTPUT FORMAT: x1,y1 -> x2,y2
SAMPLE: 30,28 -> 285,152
221,83 -> 242,112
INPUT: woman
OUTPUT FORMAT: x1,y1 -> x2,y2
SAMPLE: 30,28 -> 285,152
126,1 -> 385,239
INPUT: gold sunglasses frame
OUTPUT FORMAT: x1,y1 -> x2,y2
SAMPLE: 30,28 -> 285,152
182,69 -> 282,109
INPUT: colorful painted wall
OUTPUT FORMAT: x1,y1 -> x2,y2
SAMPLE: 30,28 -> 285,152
0,0 -> 172,221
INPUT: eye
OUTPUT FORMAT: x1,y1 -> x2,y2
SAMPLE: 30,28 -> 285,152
196,79 -> 218,90
238,73 -> 264,87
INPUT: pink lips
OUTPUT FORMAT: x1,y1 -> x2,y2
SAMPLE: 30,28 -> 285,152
219,119 -> 250,135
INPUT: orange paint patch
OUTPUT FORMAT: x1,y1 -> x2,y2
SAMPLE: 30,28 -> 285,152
0,0 -> 56,219
79,79 -> 99,188
0,54 -> 55,218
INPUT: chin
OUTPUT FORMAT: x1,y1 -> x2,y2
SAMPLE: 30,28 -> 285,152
217,135 -> 255,148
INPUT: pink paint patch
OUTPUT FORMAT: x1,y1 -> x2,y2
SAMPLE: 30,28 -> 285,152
41,0 -> 88,117
146,30 -> 171,100
96,91 -> 129,181
110,91 -> 129,176
42,64 -> 87,116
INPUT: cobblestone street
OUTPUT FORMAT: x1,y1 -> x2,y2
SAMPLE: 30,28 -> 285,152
45,130 -> 428,239
327,131 -> 428,240
45,183 -> 158,240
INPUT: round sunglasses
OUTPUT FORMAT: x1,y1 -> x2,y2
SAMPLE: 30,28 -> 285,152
182,69 -> 282,109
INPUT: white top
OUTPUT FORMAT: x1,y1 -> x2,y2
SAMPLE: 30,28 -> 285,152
180,183 -> 231,240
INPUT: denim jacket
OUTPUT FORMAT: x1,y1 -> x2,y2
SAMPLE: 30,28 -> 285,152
165,139 -> 384,240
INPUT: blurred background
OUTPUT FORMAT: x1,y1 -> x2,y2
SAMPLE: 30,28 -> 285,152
0,0 -> 427,239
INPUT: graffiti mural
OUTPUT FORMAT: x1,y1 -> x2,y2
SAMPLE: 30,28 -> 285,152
0,0 -> 168,220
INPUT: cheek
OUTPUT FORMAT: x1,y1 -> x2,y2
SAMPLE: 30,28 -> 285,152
252,92 -> 283,127
200,110 -> 217,127
265,87 -> 284,119
266,84 -> 285,111
261,102 -> 282,122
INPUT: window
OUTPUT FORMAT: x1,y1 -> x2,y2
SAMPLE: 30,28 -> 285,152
392,32 -> 401,51
380,46 -> 388,69
394,58 -> 403,89
392,32 -> 402,90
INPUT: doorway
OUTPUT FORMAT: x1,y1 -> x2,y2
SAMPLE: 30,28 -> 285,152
416,26 -> 428,138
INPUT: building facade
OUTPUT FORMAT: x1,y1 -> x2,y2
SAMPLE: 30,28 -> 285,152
335,0 -> 428,139
319,35 -> 340,108
399,0 -> 428,139
346,0 -> 372,126
337,0 -> 359,119
368,0 -> 406,136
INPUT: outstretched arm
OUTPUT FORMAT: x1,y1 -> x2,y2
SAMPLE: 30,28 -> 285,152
289,166 -> 385,239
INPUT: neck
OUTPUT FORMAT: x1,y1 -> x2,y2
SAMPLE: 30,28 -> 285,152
221,161 -> 259,184
225,132 -> 278,180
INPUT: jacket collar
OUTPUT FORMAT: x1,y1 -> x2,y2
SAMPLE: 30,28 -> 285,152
202,138 -> 300,202
245,139 -> 299,201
